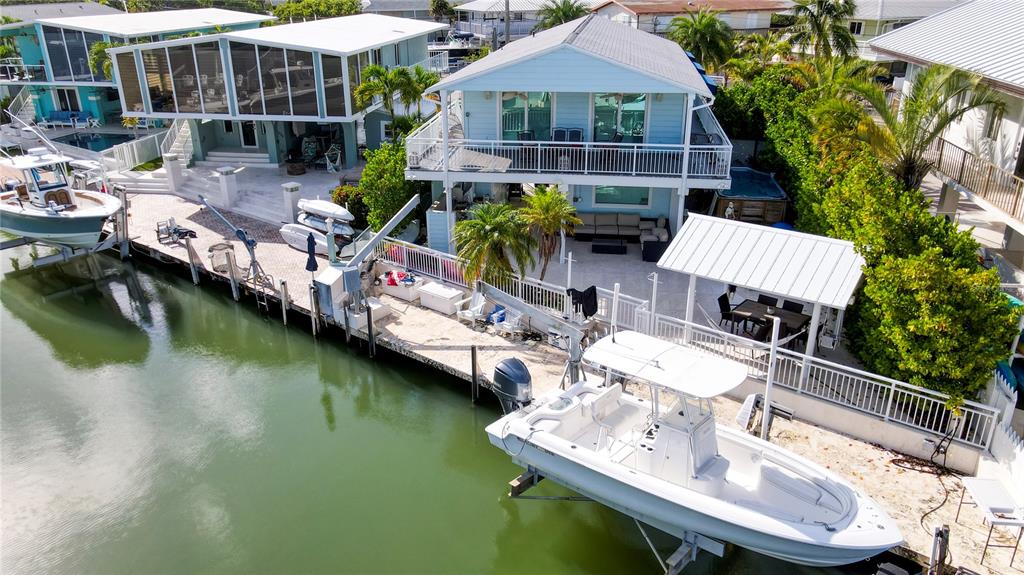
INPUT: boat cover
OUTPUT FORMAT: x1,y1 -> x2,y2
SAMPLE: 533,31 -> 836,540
582,331 -> 747,397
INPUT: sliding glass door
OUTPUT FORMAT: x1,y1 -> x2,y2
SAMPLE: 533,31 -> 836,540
500,91 -> 551,140
593,93 -> 646,143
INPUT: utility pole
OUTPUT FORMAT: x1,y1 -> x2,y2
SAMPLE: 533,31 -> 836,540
504,0 -> 510,48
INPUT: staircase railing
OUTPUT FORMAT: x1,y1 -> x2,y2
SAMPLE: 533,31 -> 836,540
159,119 -> 193,162
5,88 -> 32,123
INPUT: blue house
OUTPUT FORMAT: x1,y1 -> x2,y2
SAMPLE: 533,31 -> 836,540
0,8 -> 272,127
106,14 -> 448,169
403,15 -> 732,253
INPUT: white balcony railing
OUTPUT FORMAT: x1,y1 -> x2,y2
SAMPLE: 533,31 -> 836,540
0,58 -> 47,82
407,52 -> 449,75
456,19 -> 538,39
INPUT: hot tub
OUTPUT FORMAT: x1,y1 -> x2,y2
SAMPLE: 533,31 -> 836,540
711,168 -> 788,225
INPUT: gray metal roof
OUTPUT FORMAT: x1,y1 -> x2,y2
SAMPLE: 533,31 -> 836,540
363,0 -> 433,12
657,214 -> 865,309
870,0 -> 1024,95
851,0 -> 961,20
0,2 -> 121,23
431,14 -> 712,96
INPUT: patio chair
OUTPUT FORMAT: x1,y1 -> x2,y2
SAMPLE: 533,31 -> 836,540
456,291 -> 487,325
742,322 -> 771,343
495,309 -> 523,337
717,293 -> 742,333
301,137 -> 318,167
552,128 -> 567,142
757,294 -> 778,307
567,128 -> 583,142
782,300 -> 804,313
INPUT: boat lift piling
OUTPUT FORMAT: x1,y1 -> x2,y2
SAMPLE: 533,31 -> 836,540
278,279 -> 289,325
184,237 -> 200,285
470,345 -> 480,403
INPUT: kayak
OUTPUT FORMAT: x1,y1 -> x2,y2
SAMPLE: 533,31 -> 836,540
297,198 -> 354,222
279,223 -> 337,256
297,211 -> 355,237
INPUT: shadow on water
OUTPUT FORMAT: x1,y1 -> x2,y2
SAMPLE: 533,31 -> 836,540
1,249 -> 151,368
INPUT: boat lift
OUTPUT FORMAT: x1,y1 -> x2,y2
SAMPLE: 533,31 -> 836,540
197,195 -> 275,309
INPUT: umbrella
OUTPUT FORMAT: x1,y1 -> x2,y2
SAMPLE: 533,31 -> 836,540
305,233 -> 319,273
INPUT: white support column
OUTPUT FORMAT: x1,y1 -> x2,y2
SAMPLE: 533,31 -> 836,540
677,93 -> 694,234
216,166 -> 238,208
440,89 -> 454,253
798,302 -> 823,389
675,186 -> 688,233
162,153 -> 183,194
684,273 -> 696,343
281,181 -> 301,225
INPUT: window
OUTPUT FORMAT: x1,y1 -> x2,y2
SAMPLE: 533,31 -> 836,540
141,48 -> 175,113
848,21 -> 863,35
500,92 -> 526,139
322,54 -> 347,117
230,42 -> 263,115
115,52 -> 144,112
593,185 -> 649,207
224,120 -> 233,132
891,22 -> 908,30
987,106 -> 1004,140
288,49 -> 318,116
393,44 -> 400,66
347,54 -> 360,112
593,93 -> 646,143
42,26 -> 72,81
259,46 -> 289,115
168,45 -> 201,113
371,47 -> 382,67
83,32 -> 106,80
55,87 -> 79,112
64,30 -> 91,81
500,92 -> 551,140
195,42 -> 228,114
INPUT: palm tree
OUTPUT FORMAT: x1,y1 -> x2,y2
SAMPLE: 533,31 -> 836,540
794,56 -> 881,99
534,0 -> 589,32
667,7 -> 733,72
788,0 -> 856,61
725,31 -> 791,81
403,65 -> 440,119
354,64 -> 415,119
520,186 -> 581,281
453,202 -> 536,284
848,65 -> 1004,189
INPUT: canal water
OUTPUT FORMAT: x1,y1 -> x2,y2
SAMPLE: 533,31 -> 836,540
1,249 -> 856,574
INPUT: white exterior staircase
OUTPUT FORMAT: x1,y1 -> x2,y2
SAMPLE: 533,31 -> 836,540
195,149 -> 277,169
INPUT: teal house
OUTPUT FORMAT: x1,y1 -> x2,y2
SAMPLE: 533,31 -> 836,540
107,14 -> 448,169
0,8 -> 271,127
403,15 -> 733,252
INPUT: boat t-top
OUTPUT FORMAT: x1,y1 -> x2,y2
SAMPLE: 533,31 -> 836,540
486,330 -> 903,567
0,147 -> 122,248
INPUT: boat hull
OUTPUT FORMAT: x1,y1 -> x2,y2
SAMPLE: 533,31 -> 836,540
488,430 -> 898,567
0,208 -> 112,247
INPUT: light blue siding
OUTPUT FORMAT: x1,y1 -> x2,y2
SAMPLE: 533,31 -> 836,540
571,185 -> 674,219
427,209 -> 451,253
463,91 -> 497,140
405,37 -> 428,66
446,47 -> 689,94
553,92 -> 590,139
647,93 -> 684,144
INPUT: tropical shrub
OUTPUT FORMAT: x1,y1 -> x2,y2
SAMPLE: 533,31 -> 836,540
330,184 -> 369,230
359,142 -> 417,232
453,203 -> 535,284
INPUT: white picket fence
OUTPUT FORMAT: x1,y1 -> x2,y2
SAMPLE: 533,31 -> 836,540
374,238 -> 1002,449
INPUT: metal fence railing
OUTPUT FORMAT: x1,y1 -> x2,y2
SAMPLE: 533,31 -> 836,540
374,237 -> 1002,449
927,137 -> 1024,222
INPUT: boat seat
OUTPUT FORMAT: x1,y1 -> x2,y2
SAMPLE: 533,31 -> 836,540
762,465 -> 843,514
689,455 -> 729,497
15,184 -> 29,202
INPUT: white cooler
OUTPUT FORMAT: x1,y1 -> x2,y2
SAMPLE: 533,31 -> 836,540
380,274 -> 422,302
346,297 -> 393,331
418,281 -> 464,316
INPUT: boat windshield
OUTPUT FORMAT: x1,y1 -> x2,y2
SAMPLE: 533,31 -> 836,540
30,165 -> 68,192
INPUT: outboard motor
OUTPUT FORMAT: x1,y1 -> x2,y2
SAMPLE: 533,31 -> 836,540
493,358 -> 532,414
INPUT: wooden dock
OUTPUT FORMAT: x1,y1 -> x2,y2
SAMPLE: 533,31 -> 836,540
124,192 -> 568,396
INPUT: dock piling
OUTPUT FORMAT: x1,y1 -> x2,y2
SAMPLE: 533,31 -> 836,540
226,251 -> 240,301
184,237 -> 200,285
308,284 -> 319,337
471,345 -> 479,403
278,279 -> 289,325
366,305 -> 375,358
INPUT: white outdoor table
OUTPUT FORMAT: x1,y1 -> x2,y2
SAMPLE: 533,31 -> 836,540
956,477 -> 1024,566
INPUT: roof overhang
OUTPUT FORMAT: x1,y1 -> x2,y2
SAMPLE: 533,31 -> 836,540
869,45 -> 1024,99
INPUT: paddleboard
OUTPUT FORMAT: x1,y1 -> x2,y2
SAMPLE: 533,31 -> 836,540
297,212 -> 355,237
297,198 -> 354,222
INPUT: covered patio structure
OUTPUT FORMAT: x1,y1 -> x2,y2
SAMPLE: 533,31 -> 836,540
656,214 -> 865,357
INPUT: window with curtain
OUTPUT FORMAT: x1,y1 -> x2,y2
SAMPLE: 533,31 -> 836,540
195,42 -> 228,114
259,46 -> 289,115
322,55 -> 347,117
168,45 -> 200,113
347,54 -> 360,112
594,185 -> 649,206
115,52 -> 144,112
141,48 -> 175,113
64,30 -> 90,81
501,92 -> 526,140
42,26 -> 72,81
593,93 -> 646,142
287,49 -> 318,117
230,42 -> 263,115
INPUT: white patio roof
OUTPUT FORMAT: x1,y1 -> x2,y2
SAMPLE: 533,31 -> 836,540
657,214 -> 864,310
219,14 -> 447,55
36,8 -> 274,37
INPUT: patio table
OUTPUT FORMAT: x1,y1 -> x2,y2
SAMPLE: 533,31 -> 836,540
732,299 -> 811,333
956,477 -> 1024,566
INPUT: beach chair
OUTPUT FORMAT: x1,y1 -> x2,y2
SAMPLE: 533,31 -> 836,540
495,309 -> 523,337
456,291 -> 487,325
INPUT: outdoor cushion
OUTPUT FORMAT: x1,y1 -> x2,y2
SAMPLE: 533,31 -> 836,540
596,225 -> 619,235
619,227 -> 641,237
595,213 -> 618,226
657,217 -> 667,228
618,213 -> 641,227
656,229 -> 669,241
639,220 -> 655,230
640,233 -> 659,243
576,224 -> 596,235
578,213 -> 596,226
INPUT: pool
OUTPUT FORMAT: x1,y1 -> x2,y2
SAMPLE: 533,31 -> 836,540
54,132 -> 136,152
711,168 -> 789,224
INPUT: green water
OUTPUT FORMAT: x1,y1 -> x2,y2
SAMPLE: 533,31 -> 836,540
1,249 -> 855,574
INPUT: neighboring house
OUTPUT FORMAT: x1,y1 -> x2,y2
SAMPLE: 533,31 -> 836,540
404,15 -> 732,252
363,0 -> 437,22
0,8 -> 272,126
592,0 -> 791,36
871,0 -> 1023,178
107,15 -> 447,168
840,0 -> 961,66
453,0 -> 602,44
